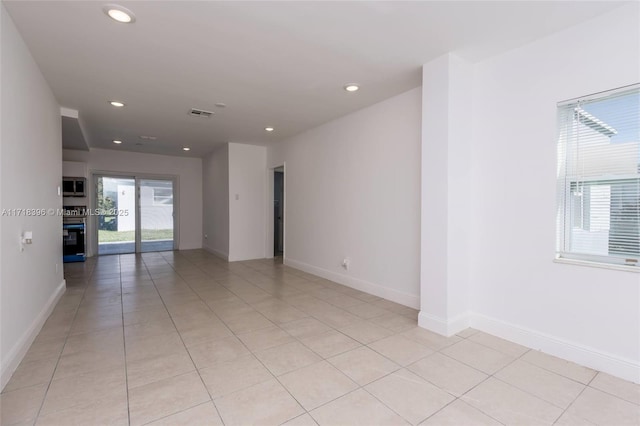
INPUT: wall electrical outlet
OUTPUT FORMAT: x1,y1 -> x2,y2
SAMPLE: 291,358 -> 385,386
341,258 -> 351,270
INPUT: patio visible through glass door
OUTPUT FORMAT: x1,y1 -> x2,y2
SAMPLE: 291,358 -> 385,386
139,178 -> 175,252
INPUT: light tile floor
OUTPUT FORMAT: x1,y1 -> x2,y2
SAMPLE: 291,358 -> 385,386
2,250 -> 639,425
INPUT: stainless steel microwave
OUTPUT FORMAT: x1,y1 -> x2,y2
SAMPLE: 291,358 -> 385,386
62,177 -> 86,197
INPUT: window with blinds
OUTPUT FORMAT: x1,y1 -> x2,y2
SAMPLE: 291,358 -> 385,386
556,84 -> 639,268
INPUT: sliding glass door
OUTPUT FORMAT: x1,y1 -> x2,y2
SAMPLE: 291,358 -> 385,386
96,175 -> 176,255
139,179 -> 174,252
97,176 -> 136,255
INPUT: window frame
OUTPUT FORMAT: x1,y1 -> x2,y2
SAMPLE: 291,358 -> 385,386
152,187 -> 173,206
556,84 -> 640,271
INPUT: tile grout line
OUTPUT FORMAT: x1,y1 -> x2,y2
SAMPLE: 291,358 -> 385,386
517,355 -> 597,387
160,255 -> 640,421
149,251 -> 227,426
118,255 -> 133,426
31,258 -> 97,423
437,341 -> 597,425
37,251 -> 638,426
552,382 -> 591,424
412,342 -> 531,425
171,252 -> 309,424
152,253 -> 631,426
170,253 -> 439,425
465,339 -> 625,423
214,262 -> 414,423
549,370 -> 611,425
585,373 -> 640,406
174,254 -> 366,424
489,356 -> 588,412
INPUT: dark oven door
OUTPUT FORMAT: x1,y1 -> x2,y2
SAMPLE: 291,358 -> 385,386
63,223 -> 85,261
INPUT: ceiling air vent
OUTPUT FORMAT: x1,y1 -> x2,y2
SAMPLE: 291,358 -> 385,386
189,108 -> 214,118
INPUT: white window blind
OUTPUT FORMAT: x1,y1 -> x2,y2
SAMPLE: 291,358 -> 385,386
557,84 -> 640,268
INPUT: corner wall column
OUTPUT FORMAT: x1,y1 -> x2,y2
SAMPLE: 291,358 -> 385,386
419,53 -> 473,336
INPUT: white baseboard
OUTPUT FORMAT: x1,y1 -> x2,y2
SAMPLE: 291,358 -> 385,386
470,312 -> 640,384
203,244 -> 229,262
1,279 -> 66,391
179,243 -> 204,251
228,254 -> 268,262
284,258 -> 420,309
418,311 -> 470,336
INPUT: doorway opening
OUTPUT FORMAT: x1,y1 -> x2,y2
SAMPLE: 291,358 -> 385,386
273,166 -> 285,259
96,174 -> 176,255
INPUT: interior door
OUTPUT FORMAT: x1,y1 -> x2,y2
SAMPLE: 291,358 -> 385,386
274,170 -> 284,255
139,178 -> 175,252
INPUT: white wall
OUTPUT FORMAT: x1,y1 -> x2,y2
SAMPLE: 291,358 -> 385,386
202,144 -> 230,259
268,88 -> 422,308
468,3 -> 640,382
63,148 -> 203,253
1,4 -> 65,389
229,143 -> 267,261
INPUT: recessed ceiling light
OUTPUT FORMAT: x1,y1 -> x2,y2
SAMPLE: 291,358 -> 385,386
344,83 -> 360,92
182,147 -> 191,151
109,100 -> 125,107
113,140 -> 123,144
103,4 -> 136,23
265,127 -> 275,132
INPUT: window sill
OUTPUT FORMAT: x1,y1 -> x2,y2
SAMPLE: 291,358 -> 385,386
554,257 -> 640,273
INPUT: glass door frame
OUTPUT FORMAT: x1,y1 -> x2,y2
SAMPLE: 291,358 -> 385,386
91,171 -> 179,255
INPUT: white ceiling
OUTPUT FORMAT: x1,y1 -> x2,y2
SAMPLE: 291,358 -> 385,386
4,1 -> 625,157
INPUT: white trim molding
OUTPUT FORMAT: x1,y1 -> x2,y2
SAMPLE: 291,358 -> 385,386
553,257 -> 640,273
203,245 -> 229,262
470,312 -> 640,384
418,311 -> 470,336
285,257 -> 420,309
1,280 -> 66,391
